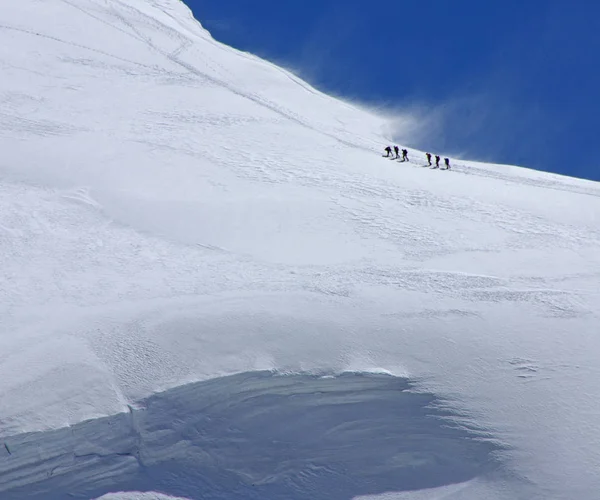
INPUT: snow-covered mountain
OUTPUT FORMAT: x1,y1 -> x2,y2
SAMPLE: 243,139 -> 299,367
1,1 -> 599,499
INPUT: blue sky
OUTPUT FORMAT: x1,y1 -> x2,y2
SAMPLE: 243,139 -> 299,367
184,0 -> 600,181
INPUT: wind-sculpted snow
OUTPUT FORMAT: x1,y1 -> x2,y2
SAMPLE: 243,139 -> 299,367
1,1 -> 600,499
0,372 -> 512,500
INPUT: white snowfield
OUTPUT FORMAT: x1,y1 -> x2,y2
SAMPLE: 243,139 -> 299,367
1,1 -> 599,499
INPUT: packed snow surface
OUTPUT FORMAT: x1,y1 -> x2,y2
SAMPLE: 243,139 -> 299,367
0,0 -> 599,499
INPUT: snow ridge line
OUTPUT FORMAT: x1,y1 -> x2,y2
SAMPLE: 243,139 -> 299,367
109,0 -> 379,153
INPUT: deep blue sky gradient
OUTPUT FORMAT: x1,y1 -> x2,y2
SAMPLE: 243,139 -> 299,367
183,0 -> 600,181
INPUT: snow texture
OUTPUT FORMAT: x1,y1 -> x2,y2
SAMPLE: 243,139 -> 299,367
0,0 -> 599,499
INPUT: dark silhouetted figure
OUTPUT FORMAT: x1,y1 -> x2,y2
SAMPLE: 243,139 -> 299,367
394,145 -> 400,158
384,146 -> 392,157
426,153 -> 432,166
444,157 -> 450,169
435,155 -> 440,168
402,149 -> 409,162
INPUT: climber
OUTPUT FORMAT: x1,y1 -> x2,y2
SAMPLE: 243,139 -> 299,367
394,145 -> 400,158
434,155 -> 440,168
384,146 -> 392,157
444,157 -> 451,169
402,149 -> 409,162
426,153 -> 432,166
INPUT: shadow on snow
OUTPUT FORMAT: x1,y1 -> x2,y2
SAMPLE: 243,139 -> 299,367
0,371 -> 503,499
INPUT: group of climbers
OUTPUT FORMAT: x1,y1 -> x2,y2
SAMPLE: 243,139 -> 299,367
385,145 -> 409,162
384,146 -> 450,170
425,152 -> 450,169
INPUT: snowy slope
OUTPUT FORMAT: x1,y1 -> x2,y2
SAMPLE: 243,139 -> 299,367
1,1 -> 600,499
